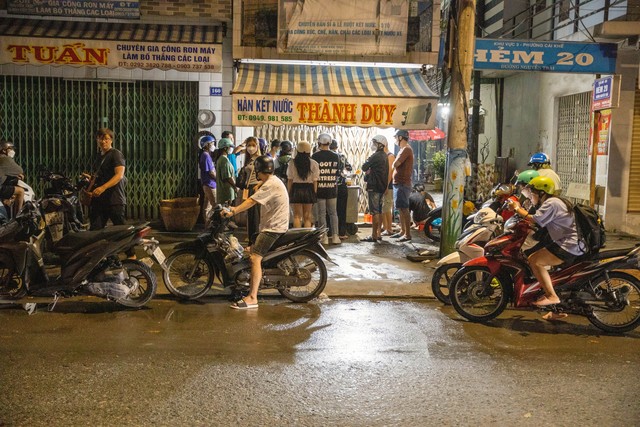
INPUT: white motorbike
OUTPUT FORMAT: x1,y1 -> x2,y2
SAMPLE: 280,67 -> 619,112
431,207 -> 505,304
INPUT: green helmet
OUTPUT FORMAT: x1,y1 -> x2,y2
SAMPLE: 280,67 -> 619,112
516,170 -> 539,185
527,176 -> 555,195
217,138 -> 233,150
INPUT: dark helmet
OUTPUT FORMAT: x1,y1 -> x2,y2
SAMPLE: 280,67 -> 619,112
280,140 -> 293,154
0,140 -> 15,151
254,155 -> 275,174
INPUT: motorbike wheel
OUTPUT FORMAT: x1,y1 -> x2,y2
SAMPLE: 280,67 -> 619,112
431,263 -> 462,305
117,260 -> 157,308
423,208 -> 442,243
450,266 -> 509,322
586,271 -> 640,333
278,250 -> 327,303
0,252 -> 26,299
163,249 -> 214,300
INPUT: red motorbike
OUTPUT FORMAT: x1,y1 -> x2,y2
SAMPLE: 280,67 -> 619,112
449,214 -> 640,333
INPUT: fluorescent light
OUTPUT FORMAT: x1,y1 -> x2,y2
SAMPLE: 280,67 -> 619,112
238,58 -> 430,69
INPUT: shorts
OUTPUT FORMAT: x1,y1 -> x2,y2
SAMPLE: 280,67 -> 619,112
252,231 -> 283,257
382,190 -> 393,214
528,240 -> 577,264
0,185 -> 15,199
367,191 -> 384,215
290,183 -> 317,204
393,183 -> 411,209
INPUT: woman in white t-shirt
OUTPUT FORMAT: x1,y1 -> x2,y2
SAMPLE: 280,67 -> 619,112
287,141 -> 320,228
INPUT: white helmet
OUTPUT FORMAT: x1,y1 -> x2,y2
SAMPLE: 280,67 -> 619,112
372,135 -> 388,148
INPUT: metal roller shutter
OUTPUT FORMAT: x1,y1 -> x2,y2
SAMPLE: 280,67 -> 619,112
628,85 -> 640,212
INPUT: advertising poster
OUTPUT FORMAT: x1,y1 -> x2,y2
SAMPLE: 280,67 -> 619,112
7,0 -> 140,19
0,36 -> 222,72
278,0 -> 408,56
595,109 -> 611,155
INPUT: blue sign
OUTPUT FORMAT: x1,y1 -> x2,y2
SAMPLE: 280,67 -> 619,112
593,77 -> 612,102
7,0 -> 140,19
474,39 -> 617,74
210,87 -> 223,96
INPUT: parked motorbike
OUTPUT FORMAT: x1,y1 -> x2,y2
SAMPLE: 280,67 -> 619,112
448,213 -> 640,333
431,184 -> 516,304
163,205 -> 331,302
423,200 -> 479,243
0,202 -> 160,310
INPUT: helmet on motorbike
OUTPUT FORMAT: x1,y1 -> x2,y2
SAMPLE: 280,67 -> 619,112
463,200 -> 476,216
516,169 -> 539,185
217,138 -> 234,150
527,176 -> 555,195
528,152 -> 550,167
280,140 -> 293,155
492,184 -> 514,199
254,155 -> 275,174
198,135 -> 216,149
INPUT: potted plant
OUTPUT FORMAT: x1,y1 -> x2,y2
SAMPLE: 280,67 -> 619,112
432,150 -> 446,191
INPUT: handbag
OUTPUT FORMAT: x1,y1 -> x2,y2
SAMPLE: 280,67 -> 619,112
79,188 -> 92,206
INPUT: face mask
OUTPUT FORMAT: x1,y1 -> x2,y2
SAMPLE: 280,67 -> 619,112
247,146 -> 258,155
7,149 -> 15,159
370,142 -> 379,152
530,192 -> 540,205
521,187 -> 532,201
227,147 -> 234,155
209,145 -> 216,152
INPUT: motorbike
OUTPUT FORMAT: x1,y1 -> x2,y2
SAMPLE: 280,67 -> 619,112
163,205 -> 332,302
0,202 -> 160,310
448,212 -> 640,333
422,200 -> 479,243
431,184 -> 516,304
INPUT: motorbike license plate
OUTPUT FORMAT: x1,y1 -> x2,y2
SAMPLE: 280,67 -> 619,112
152,246 -> 166,265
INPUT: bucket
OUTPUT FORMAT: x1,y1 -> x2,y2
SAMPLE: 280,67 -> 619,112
363,213 -> 372,224
160,197 -> 199,231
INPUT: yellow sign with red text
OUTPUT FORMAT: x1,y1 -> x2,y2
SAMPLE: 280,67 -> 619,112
233,95 -> 437,129
0,36 -> 222,72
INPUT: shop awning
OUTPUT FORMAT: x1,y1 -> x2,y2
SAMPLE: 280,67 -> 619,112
0,17 -> 223,43
232,63 -> 438,128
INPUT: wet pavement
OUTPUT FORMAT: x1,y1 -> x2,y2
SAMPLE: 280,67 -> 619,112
1,299 -> 639,425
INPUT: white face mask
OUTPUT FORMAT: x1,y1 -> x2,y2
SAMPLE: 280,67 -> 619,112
227,147 -> 234,155
370,142 -> 379,152
247,146 -> 258,155
521,187 -> 532,201
7,149 -> 15,158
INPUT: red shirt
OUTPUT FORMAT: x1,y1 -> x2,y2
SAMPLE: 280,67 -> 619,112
392,145 -> 414,185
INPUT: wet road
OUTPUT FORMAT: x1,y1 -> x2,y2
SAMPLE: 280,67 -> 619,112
1,298 -> 639,426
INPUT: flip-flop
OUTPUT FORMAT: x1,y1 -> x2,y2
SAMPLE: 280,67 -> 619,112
542,312 -> 569,321
533,296 -> 560,307
230,299 -> 258,310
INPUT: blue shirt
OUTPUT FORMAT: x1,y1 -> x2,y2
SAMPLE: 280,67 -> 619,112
199,151 -> 216,189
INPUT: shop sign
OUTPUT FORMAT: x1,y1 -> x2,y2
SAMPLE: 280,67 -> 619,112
232,95 -> 437,129
474,39 -> 617,74
278,0 -> 408,56
592,75 -> 620,110
0,36 -> 222,72
210,87 -> 223,96
7,0 -> 140,19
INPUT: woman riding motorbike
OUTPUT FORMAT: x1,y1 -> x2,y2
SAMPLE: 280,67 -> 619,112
507,176 -> 584,307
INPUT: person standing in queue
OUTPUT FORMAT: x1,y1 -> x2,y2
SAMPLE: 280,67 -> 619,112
223,155 -> 290,310
198,135 -> 217,228
239,136 -> 263,244
381,142 -> 396,236
215,138 -> 236,205
89,128 -> 127,230
391,130 -> 414,242
360,135 -> 389,242
287,141 -> 319,228
331,139 -> 352,239
312,133 -> 341,245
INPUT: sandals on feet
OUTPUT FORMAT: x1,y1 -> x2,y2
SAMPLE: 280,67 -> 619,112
230,299 -> 259,310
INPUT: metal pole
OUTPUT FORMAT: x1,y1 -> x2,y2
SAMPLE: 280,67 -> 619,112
441,0 -> 476,256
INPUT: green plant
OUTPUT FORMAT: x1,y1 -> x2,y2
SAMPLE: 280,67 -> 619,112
432,150 -> 446,179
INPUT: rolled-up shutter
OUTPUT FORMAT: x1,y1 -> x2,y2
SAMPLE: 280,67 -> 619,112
628,85 -> 640,212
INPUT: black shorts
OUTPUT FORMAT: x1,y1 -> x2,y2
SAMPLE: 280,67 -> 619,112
0,185 -> 15,199
290,183 -> 317,204
528,240 -> 577,264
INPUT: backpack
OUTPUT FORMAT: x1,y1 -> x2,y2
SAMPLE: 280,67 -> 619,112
559,197 -> 606,255
275,156 -> 291,181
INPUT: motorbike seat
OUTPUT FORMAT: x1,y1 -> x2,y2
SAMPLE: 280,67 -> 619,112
54,225 -> 136,252
272,228 -> 317,248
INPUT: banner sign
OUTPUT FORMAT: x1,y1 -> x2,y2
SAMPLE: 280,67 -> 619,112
474,38 -> 617,74
278,0 -> 408,56
592,75 -> 620,110
7,0 -> 140,19
232,95 -> 437,129
0,36 -> 222,72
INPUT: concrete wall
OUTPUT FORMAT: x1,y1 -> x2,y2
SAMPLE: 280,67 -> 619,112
477,83 -> 499,164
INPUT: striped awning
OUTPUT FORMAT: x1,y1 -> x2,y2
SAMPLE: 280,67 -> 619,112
0,17 -> 223,44
233,63 -> 438,99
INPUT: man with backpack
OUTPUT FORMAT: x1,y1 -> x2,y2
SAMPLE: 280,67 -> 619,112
274,140 -> 293,183
507,176 -> 587,309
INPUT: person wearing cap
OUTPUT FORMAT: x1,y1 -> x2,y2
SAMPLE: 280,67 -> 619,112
215,138 -> 237,204
287,141 -> 320,228
312,133 -> 341,245
381,142 -> 396,236
198,135 -> 217,227
360,135 -> 390,242
392,129 -> 414,242
331,139 -> 352,239
0,140 -> 25,216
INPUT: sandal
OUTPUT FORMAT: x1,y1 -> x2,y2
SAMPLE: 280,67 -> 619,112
230,299 -> 259,310
360,236 -> 379,242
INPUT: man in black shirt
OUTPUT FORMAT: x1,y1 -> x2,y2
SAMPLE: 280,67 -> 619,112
360,135 -> 389,242
312,133 -> 341,245
89,128 -> 127,231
